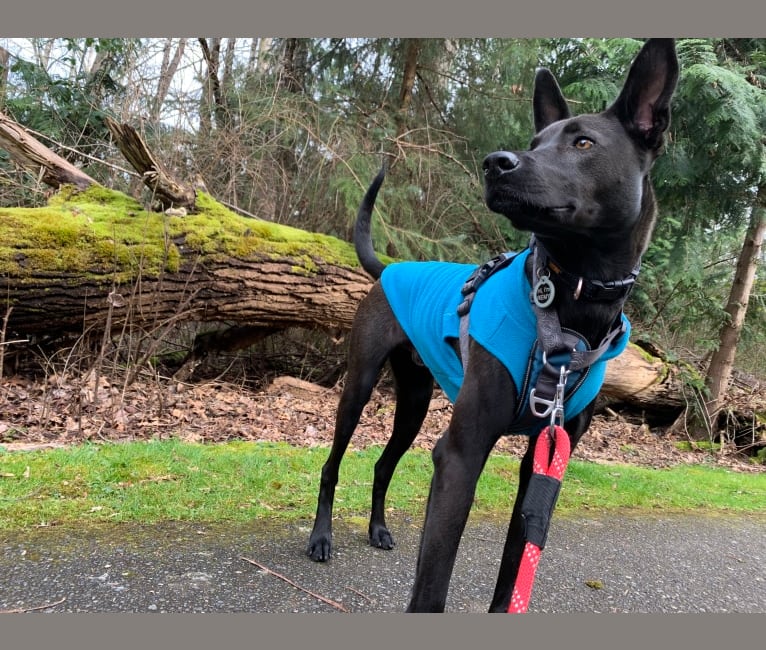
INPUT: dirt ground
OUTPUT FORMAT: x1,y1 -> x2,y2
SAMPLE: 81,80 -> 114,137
1,369 -> 762,474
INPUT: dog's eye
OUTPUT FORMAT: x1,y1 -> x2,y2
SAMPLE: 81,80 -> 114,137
574,137 -> 594,150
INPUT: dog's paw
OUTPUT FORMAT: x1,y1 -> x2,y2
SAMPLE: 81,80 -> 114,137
306,535 -> 332,562
369,525 -> 395,551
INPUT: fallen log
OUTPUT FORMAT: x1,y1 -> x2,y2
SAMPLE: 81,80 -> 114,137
601,341 -> 687,417
0,186 -> 371,340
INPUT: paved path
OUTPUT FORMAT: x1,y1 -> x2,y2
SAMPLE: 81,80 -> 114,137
2,512 -> 764,613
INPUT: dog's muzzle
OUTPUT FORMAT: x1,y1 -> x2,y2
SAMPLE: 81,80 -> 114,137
483,151 -> 520,181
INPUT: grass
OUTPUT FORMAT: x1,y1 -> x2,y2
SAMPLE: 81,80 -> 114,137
1,440 -> 764,531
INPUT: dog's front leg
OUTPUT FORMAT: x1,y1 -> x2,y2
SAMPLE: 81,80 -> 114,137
406,345 -> 515,612
487,407 -> 593,612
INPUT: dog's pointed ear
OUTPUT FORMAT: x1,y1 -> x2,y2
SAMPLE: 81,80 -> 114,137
533,67 -> 571,132
607,38 -> 679,151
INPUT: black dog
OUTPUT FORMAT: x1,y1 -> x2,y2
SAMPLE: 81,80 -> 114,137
307,38 -> 678,613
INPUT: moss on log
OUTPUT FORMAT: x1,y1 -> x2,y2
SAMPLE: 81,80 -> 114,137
0,184 -> 371,338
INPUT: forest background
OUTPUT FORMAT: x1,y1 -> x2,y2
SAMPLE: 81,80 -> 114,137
0,37 -> 764,453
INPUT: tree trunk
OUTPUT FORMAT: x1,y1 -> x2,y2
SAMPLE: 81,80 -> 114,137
248,38 -> 273,75
248,38 -> 259,71
696,192 -> 766,439
31,38 -> 55,71
152,38 -> 187,124
83,43 -> 113,107
280,38 -> 309,94
273,39 -> 309,221
395,39 -> 422,139
222,38 -> 236,94
0,112 -> 370,368
198,38 -> 230,132
0,46 -> 9,112
0,113 -> 98,190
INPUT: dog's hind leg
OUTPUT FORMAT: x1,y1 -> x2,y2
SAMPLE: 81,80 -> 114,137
487,406 -> 593,612
368,346 -> 434,550
306,355 -> 386,562
306,286 -> 408,562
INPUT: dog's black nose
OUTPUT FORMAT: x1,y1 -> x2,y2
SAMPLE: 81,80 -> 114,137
482,151 -> 520,180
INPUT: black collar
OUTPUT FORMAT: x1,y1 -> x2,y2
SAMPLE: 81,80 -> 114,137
534,241 -> 640,303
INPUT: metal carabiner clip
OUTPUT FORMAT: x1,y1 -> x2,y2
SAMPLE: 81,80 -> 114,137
548,364 -> 568,436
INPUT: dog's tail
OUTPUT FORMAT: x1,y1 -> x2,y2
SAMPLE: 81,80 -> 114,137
353,166 -> 387,280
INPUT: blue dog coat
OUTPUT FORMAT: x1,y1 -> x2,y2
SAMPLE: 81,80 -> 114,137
380,249 -> 630,434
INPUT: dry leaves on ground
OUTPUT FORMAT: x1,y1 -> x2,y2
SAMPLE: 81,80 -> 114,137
1,372 -> 760,473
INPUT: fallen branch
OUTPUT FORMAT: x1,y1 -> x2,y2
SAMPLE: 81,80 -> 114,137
0,113 -> 97,190
240,556 -> 349,612
0,305 -> 12,381
345,585 -> 375,603
104,117 -> 197,211
0,596 -> 67,613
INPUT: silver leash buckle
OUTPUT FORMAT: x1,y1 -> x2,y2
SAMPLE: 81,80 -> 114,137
548,364 -> 568,433
528,357 -> 569,430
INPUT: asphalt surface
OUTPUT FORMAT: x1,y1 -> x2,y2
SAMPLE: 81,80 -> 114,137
2,512 -> 765,613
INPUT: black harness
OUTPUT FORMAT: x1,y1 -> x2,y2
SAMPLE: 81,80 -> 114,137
457,238 -> 636,432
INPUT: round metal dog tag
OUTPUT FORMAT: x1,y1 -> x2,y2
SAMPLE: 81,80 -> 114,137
533,275 -> 555,308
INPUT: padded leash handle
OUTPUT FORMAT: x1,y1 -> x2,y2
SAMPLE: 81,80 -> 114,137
507,424 -> 571,614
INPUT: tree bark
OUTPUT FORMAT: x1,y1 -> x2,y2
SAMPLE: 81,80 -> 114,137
0,113 -> 98,190
248,38 -> 273,75
697,192 -> 766,438
279,38 -> 309,94
198,37 -> 231,132
222,38 -> 236,94
2,254 -> 372,340
31,38 -> 55,71
272,39 -> 310,221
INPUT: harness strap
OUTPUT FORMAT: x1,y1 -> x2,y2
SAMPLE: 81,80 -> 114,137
524,320 -> 626,422
457,252 -> 516,368
525,241 -> 628,419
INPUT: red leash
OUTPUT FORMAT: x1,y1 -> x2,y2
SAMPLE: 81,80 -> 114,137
507,424 -> 571,613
